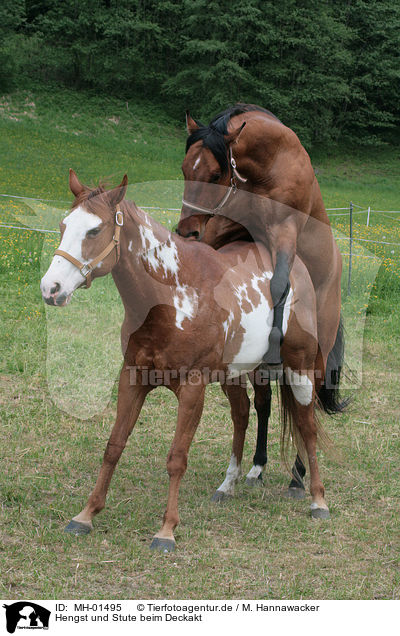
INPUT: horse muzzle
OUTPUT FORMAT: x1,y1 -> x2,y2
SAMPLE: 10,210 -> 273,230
40,279 -> 72,307
175,214 -> 208,241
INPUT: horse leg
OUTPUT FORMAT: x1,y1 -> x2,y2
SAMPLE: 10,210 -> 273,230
246,373 -> 307,494
285,454 -> 307,499
285,367 -> 330,519
263,251 -> 292,365
212,382 -> 250,501
64,364 -> 150,535
150,383 -> 206,553
245,376 -> 271,486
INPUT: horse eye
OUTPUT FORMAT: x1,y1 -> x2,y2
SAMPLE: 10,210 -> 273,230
87,227 -> 101,237
210,173 -> 221,183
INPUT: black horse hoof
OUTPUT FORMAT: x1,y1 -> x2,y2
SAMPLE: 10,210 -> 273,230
211,490 -> 232,503
285,487 -> 306,500
310,507 -> 330,520
150,537 -> 176,553
64,520 -> 92,535
245,474 -> 263,487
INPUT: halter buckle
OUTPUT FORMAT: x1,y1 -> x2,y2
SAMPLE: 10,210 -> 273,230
115,209 -> 124,226
80,263 -> 92,277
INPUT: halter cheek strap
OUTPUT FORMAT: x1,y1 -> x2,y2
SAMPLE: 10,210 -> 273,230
181,147 -> 247,216
54,205 -> 124,289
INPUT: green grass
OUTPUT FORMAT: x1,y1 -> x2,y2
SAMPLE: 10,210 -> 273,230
312,144 -> 400,212
0,87 -> 185,200
0,87 -> 399,600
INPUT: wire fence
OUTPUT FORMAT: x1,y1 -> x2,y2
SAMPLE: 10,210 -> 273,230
1,192 -> 399,294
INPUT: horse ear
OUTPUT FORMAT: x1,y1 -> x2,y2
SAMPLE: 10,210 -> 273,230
186,110 -> 200,135
225,122 -> 246,146
108,174 -> 128,207
69,169 -> 85,196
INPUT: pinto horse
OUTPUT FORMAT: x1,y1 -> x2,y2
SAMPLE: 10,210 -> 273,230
177,103 -> 346,494
40,171 -> 331,553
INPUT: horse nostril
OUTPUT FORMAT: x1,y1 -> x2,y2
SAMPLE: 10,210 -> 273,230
50,283 -> 60,295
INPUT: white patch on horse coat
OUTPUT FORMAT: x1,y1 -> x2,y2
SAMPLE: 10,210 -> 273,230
40,206 -> 102,297
224,270 -> 293,377
223,310 -> 234,341
193,156 -> 201,170
227,272 -> 274,377
246,464 -> 263,480
128,240 -> 133,252
140,226 -> 180,277
217,455 -> 241,496
139,225 -> 160,253
140,224 -> 198,330
155,241 -> 180,277
173,284 -> 197,330
285,367 -> 313,405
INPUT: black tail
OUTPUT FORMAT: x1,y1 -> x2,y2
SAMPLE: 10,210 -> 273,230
318,315 -> 349,414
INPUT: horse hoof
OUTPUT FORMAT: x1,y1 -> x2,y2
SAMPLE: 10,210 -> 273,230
245,475 -> 263,487
64,520 -> 92,535
211,490 -> 231,503
310,507 -> 330,520
150,537 -> 176,553
285,487 -> 306,500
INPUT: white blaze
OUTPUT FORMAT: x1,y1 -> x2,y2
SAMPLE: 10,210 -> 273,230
40,206 -> 102,298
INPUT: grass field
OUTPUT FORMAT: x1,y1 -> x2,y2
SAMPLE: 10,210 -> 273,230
0,88 -> 399,600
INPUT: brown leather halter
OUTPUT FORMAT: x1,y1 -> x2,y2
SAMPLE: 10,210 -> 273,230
181,147 -> 247,216
53,205 -> 124,288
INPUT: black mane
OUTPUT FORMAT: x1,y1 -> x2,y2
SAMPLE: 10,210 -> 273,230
186,104 -> 280,174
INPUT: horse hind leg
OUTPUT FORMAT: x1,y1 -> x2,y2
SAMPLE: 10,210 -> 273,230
212,382 -> 250,502
245,375 -> 271,487
282,367 -> 330,519
284,454 -> 306,499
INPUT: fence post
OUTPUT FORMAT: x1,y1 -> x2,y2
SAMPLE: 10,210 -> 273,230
347,201 -> 353,296
367,206 -> 371,227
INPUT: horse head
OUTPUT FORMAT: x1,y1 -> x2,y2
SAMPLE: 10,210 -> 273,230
177,111 -> 246,240
40,170 -> 127,306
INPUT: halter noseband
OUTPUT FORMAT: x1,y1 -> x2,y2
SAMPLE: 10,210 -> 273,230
181,147 -> 247,217
53,205 -> 124,289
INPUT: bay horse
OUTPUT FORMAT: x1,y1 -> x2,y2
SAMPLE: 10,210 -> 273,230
177,103 -> 346,495
40,171 -> 331,553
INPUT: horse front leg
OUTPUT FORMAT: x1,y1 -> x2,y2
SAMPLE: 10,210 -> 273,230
212,382 -> 250,501
64,364 -> 150,535
150,383 -> 206,553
